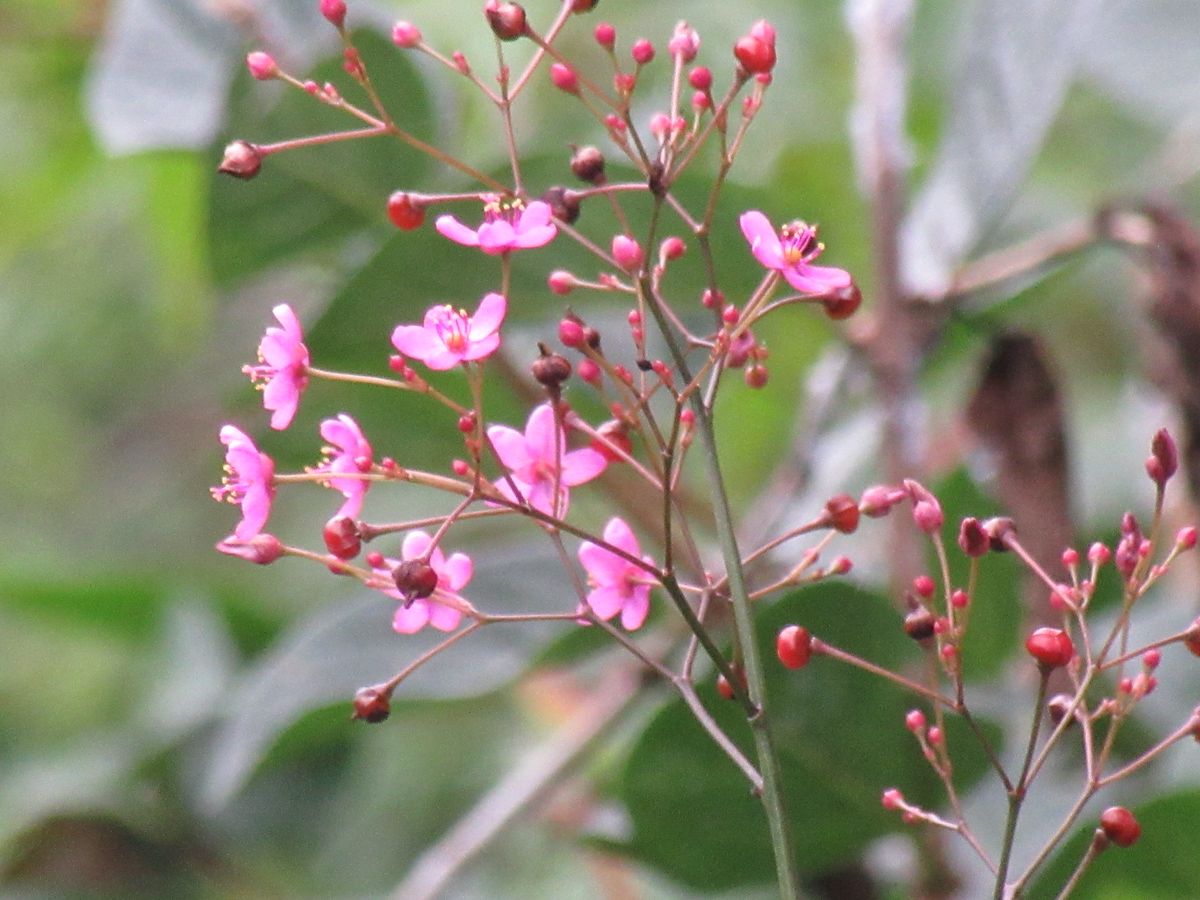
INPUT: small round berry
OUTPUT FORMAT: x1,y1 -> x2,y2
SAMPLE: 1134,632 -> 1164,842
904,608 -> 936,641
716,673 -> 735,700
387,191 -> 425,230
776,625 -> 813,669
532,351 -> 572,390
570,145 -> 606,184
744,363 -> 769,389
904,709 -> 926,732
1025,627 -> 1075,669
1099,806 -> 1141,847
323,515 -> 361,560
393,559 -> 438,600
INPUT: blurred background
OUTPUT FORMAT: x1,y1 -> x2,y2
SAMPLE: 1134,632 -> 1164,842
3,0 -> 1200,896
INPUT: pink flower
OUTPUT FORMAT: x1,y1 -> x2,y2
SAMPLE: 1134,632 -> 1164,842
579,517 -> 655,630
211,425 -> 275,541
739,210 -> 851,295
487,404 -> 607,516
371,531 -> 474,634
313,414 -> 373,520
243,304 -> 310,430
391,293 -> 506,370
436,196 -> 557,255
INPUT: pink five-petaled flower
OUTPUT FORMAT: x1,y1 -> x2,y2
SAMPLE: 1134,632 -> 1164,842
435,195 -> 557,255
739,210 -> 852,295
243,304 -> 310,430
212,425 -> 275,541
373,531 -> 474,634
390,293 -> 506,370
313,414 -> 373,520
487,404 -> 607,516
579,517 -> 656,630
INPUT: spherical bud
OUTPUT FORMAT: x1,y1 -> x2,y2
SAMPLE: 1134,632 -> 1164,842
1177,526 -> 1198,550
218,140 -> 263,180
904,709 -> 926,733
824,494 -> 860,534
1143,648 -> 1162,669
957,517 -> 988,557
933,616 -> 950,635
913,575 -> 935,598
649,112 -> 671,142
881,788 -> 904,810
393,559 -> 439,601
744,363 -> 769,389
691,90 -> 711,113
1047,693 -> 1075,726
246,51 -> 278,80
904,608 -> 936,641
1088,541 -> 1111,566
689,65 -> 713,91
820,282 -> 862,320
570,145 -> 606,184
392,20 -> 422,47
1184,617 -> 1200,657
457,413 -> 476,433
571,0 -> 598,11
452,51 -> 471,75
982,516 -> 1015,551
717,666 -> 745,700
660,236 -> 686,262
594,22 -> 616,49
323,515 -> 362,560
352,685 -> 391,723
532,351 -> 572,389
485,0 -> 527,41
320,0 -> 347,28
1099,807 -> 1141,848
733,35 -> 776,75
559,315 -> 586,348
860,484 -> 906,517
940,644 -> 957,662
830,555 -> 852,575
387,191 -> 426,230
577,358 -> 601,385
631,38 -> 655,65
548,270 -> 576,295
1025,627 -> 1075,669
721,304 -> 740,325
776,625 -> 812,669
452,459 -> 470,476
1147,428 -> 1178,488
550,62 -> 579,94
611,234 -> 644,272
912,500 -> 943,534
701,288 -> 722,309
950,589 -> 969,609
216,533 -> 283,565
539,186 -> 581,226
668,22 -> 700,62
1062,547 -> 1080,567
927,726 -> 943,745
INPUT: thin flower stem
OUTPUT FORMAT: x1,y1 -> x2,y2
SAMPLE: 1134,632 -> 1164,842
1011,784 -> 1096,897
993,671 -> 1050,900
510,0 -> 575,99
1053,833 -> 1105,900
306,367 -> 468,414
382,621 -> 485,693
814,639 -> 956,709
256,126 -> 388,155
1098,630 -> 1190,672
1097,716 -> 1199,786
676,681 -> 764,793
361,507 -> 513,541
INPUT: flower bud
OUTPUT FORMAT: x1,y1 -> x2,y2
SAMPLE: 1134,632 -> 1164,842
323,515 -> 361,560
1178,525 -> 1198,550
590,420 -> 632,462
217,534 -> 283,565
531,349 -> 572,389
958,517 -> 988,557
982,516 -> 1015,551
744,363 -> 769,389
1146,428 -> 1178,488
550,62 -> 579,93
485,0 -> 527,41
1047,693 -> 1075,726
1025,627 -> 1074,669
218,140 -> 263,180
776,625 -> 812,669
904,607 -> 936,641
393,559 -> 438,601
660,236 -> 686,261
540,186 -> 581,224
352,685 -> 391,723
904,709 -> 926,732
820,281 -> 862,320
577,358 -> 601,385
320,0 -> 347,28
733,35 -> 776,74
570,145 -> 606,184
548,270 -> 576,295
631,38 -> 655,65
559,314 -> 586,348
1088,541 -> 1111,566
904,480 -> 943,534
392,20 -> 422,47
689,66 -> 713,91
571,0 -> 598,11
881,788 -> 904,810
1099,806 -> 1141,847
611,234 -> 644,272
668,22 -> 700,62
859,484 -> 906,517
387,191 -> 426,230
594,22 -> 616,49
246,51 -> 278,80
824,494 -> 860,533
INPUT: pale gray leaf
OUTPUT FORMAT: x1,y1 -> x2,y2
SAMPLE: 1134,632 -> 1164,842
901,0 -> 1102,296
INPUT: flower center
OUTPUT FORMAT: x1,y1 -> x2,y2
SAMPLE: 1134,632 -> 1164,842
429,304 -> 471,352
483,195 -> 526,226
779,220 -> 822,266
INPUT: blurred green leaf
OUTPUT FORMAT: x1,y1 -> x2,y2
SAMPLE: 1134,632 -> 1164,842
617,583 -> 1000,890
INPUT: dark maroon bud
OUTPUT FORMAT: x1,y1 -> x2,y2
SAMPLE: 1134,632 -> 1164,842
570,145 -> 607,184
570,0 -> 598,11
216,534 -> 283,564
532,346 -> 572,389
393,559 -> 438,602
541,186 -> 581,224
484,0 -> 527,41
824,494 -> 860,534
904,605 -> 936,641
958,517 -> 989,557
352,685 -> 391,723
1099,806 -> 1141,847
820,281 -> 862,320
323,515 -> 362,560
982,516 -> 1015,551
218,140 -> 262,179
1047,693 -> 1075,726
1147,428 -> 1178,488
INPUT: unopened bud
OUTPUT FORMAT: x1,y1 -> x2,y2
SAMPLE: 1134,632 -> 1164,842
551,62 -> 579,93
393,559 -> 438,601
611,234 -> 644,272
1147,428 -> 1178,488
591,420 -> 632,462
246,51 -> 278,80
392,20 -> 422,47
570,145 -> 606,184
982,516 -> 1015,551
631,38 -> 655,65
548,270 -> 576,295
218,140 -> 263,180
485,0 -> 527,41
594,22 -> 616,49
958,517 -> 988,557
387,191 -> 426,230
323,515 -> 362,560
820,281 -> 862,320
540,186 -> 581,225
859,484 -> 905,517
352,685 -> 391,723
668,22 -> 700,62
532,348 -> 572,389
216,534 -> 283,565
733,34 -> 775,74
320,0 -> 347,28
824,494 -> 860,533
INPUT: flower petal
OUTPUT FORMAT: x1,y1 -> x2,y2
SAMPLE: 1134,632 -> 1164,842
579,540 -> 626,585
782,263 -> 852,294
262,375 -> 299,430
401,530 -> 433,561
427,600 -> 463,632
602,517 -> 640,557
560,447 -> 608,486
486,425 -> 534,473
524,404 -> 561,464
393,601 -> 431,634
476,220 -> 517,253
421,347 -> 466,370
440,552 -> 473,591
461,333 -> 499,362
468,292 -> 507,339
511,224 -> 556,250
391,324 -> 444,361
517,201 -> 553,230
620,585 -> 651,630
739,210 -> 785,270
585,585 -> 626,621
435,215 -> 481,246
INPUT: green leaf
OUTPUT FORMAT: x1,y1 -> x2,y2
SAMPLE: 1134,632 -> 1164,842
1029,791 -> 1200,899
617,583 -> 1001,890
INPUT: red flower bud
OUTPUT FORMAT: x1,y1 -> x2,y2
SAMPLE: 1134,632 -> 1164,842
1147,428 -> 1178,488
594,22 -> 616,49
386,191 -> 426,230
631,38 -> 655,65
218,140 -> 263,180
776,625 -> 812,669
550,63 -> 579,94
733,35 -> 776,74
1099,806 -> 1141,847
352,685 -> 391,723
1025,627 -> 1074,669
820,282 -> 862,320
484,0 -> 527,41
323,515 -> 362,560
246,51 -> 278,80
824,493 -> 860,533
320,0 -> 347,28
392,21 -> 422,47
